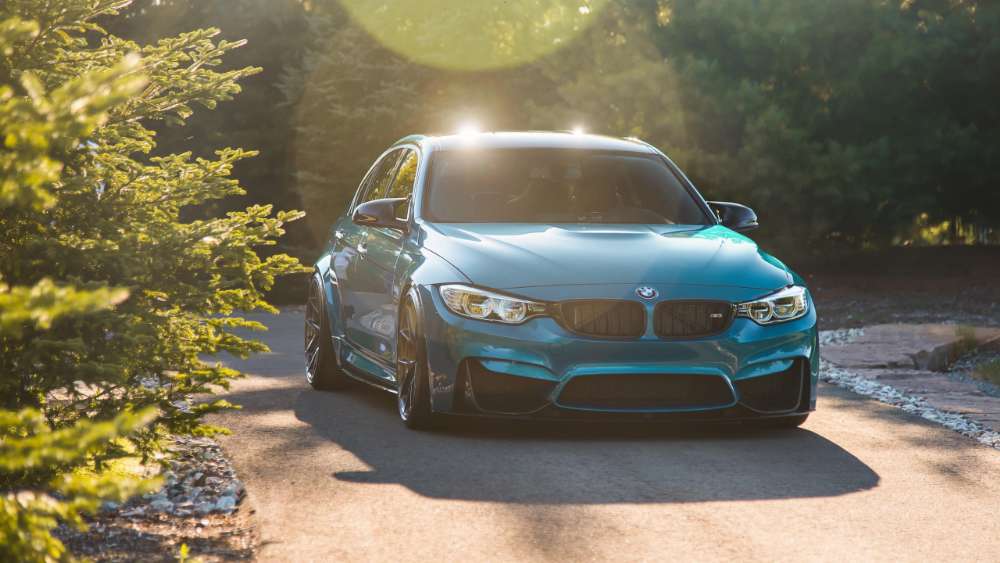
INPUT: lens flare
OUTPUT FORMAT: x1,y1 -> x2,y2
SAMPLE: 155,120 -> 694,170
337,0 -> 610,71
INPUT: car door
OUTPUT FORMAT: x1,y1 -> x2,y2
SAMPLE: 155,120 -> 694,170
335,148 -> 404,359
355,148 -> 418,369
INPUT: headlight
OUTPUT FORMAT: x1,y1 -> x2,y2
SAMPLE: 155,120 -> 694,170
736,285 -> 809,325
439,284 -> 547,324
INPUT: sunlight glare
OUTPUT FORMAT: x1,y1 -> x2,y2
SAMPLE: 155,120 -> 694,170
457,122 -> 481,136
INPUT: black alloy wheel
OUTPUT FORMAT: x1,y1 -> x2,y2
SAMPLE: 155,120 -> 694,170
305,276 -> 349,390
396,296 -> 434,429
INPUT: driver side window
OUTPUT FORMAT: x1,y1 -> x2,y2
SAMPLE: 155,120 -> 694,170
354,149 -> 403,211
386,149 -> 418,220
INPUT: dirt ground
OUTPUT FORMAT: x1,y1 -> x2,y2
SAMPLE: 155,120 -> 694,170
799,246 -> 1000,329
57,508 -> 256,562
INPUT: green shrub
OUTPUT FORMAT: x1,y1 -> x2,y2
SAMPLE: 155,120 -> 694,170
0,0 -> 304,558
0,408 -> 158,563
0,0 -> 304,455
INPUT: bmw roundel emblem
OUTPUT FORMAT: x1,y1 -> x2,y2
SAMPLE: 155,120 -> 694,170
635,286 -> 658,300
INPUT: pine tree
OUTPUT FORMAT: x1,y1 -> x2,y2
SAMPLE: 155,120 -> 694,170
0,1 -> 304,558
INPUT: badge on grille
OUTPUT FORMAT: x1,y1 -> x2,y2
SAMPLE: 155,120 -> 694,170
635,286 -> 658,300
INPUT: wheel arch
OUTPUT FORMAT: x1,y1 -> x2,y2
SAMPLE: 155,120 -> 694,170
313,261 -> 345,339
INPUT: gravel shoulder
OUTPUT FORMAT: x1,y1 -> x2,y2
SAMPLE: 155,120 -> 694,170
58,436 -> 256,562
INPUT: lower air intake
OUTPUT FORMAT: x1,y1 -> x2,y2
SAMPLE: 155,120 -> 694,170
557,373 -> 735,410
735,360 -> 806,413
466,360 -> 556,414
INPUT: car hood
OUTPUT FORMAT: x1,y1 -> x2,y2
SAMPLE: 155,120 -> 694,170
422,223 -> 793,291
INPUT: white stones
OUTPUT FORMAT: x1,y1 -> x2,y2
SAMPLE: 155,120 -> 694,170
215,495 -> 237,513
149,498 -> 174,513
121,507 -> 145,518
819,328 -> 865,346
103,435 -> 244,519
222,481 -> 243,498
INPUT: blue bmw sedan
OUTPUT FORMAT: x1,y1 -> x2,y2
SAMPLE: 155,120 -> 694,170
306,131 -> 818,429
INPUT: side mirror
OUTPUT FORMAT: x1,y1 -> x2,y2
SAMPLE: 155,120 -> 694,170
352,197 -> 409,232
708,201 -> 759,233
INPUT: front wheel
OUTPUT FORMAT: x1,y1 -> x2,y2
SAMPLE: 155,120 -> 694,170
396,294 -> 436,430
305,276 -> 349,390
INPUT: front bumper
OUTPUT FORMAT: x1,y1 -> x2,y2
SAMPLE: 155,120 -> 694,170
417,284 -> 819,420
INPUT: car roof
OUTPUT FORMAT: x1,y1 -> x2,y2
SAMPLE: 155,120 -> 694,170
394,131 -> 658,154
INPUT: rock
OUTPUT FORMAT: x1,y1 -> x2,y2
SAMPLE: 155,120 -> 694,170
204,476 -> 224,487
823,324 -> 1000,371
195,501 -> 215,515
215,495 -> 237,512
222,481 -> 243,498
121,507 -> 145,518
100,501 -> 120,513
149,498 -> 174,513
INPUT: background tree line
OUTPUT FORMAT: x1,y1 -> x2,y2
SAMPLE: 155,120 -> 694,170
108,0 -> 1000,260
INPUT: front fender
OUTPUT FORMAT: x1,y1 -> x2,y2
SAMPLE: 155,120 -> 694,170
400,245 -> 471,290
314,254 -> 344,337
395,247 -> 470,412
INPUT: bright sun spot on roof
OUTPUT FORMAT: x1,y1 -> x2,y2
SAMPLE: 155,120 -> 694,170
457,122 -> 480,136
571,125 -> 585,135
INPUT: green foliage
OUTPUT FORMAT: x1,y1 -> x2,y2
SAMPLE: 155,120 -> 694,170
644,0 -> 1000,252
282,2 -> 558,243
280,0 -> 998,255
105,0 -> 316,252
109,1 -> 1000,255
281,6 -> 422,243
1,0 -> 305,444
973,359 -> 1000,386
0,408 -> 158,563
0,0 -> 304,559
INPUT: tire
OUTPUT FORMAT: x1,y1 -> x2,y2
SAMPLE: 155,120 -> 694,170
395,292 -> 436,430
305,276 -> 349,390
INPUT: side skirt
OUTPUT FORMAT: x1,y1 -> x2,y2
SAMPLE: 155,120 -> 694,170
332,335 -> 399,395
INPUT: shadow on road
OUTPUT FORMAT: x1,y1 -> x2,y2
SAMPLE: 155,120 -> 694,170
218,312 -> 879,504
269,382 -> 881,504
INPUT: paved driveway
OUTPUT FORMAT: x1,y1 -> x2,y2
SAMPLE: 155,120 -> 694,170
215,311 -> 1000,562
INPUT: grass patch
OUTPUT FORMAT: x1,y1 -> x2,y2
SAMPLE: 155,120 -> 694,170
71,438 -> 163,483
954,325 -> 980,356
973,359 -> 1000,386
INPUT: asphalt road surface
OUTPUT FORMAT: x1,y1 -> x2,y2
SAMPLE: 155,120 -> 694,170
214,310 -> 1000,562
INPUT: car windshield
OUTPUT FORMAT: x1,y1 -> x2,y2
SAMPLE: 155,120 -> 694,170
424,148 -> 711,224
